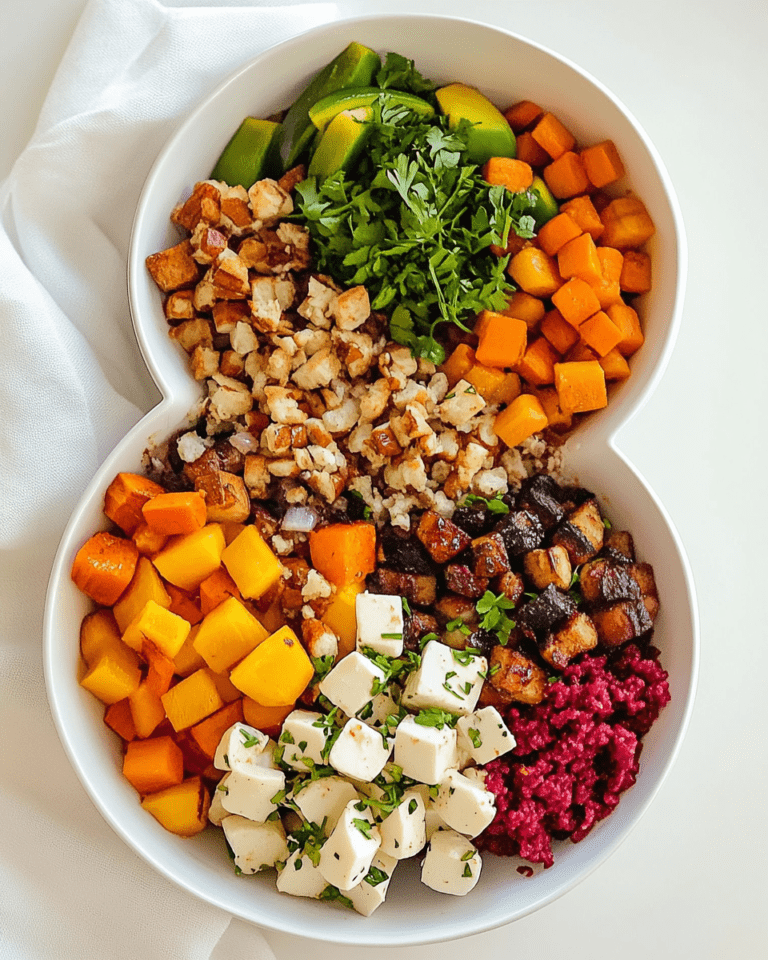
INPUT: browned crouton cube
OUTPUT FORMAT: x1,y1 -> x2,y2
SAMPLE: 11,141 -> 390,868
591,599 -> 654,647
367,568 -> 438,607
445,564 -> 489,599
168,317 -> 213,353
494,570 -> 525,605
146,240 -> 201,292
194,470 -> 250,523
277,164 -> 307,194
190,345 -> 219,380
164,290 -> 196,322
171,181 -> 222,232
540,611 -> 598,669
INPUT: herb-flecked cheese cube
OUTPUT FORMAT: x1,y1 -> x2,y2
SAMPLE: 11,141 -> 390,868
214,722 -> 270,771
393,714 -> 458,785
328,718 -> 393,782
355,593 -> 405,656
456,706 -> 516,766
319,651 -> 387,717
221,815 -> 289,874
291,776 -> 359,834
378,786 -> 427,860
276,849 -> 328,899
401,640 -> 486,716
318,800 -> 381,891
433,768 -> 496,838
420,828 -> 482,896
220,763 -> 285,823
347,850 -> 398,916
279,709 -> 329,771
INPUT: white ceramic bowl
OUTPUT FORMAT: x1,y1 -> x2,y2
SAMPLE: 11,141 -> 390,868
44,13 -> 697,946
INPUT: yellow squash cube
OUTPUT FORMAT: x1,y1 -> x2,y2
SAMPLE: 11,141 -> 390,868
121,599 -> 191,659
112,556 -> 172,633
229,626 -> 313,706
79,608 -> 128,666
161,668 -> 224,731
141,776 -> 210,836
80,648 -> 142,705
321,581 -> 364,658
172,624 -> 207,678
152,523 -> 225,592
221,525 -> 283,599
192,595 -> 268,673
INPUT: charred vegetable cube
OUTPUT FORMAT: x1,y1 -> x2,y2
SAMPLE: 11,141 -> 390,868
377,527 -> 437,575
367,568 -> 438,608
403,609 -> 440,652
516,584 -> 576,639
494,509 -> 544,557
539,611 -> 598,670
602,528 -> 636,564
551,498 -> 605,565
523,545 -> 572,591
471,532 -> 510,579
591,599 -> 655,647
416,510 -> 472,564
517,473 -> 566,530
488,646 -> 547,705
452,504 -> 497,538
444,564 -> 490,599
493,571 -> 525,605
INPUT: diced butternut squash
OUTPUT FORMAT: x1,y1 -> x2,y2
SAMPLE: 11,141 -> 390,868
153,523 -> 226,592
464,360 -> 508,401
143,642 -> 177,698
131,522 -> 168,557
551,277 -> 601,329
229,625 -> 314,707
590,247 -> 624,309
322,581 -> 365,658
103,699 -> 137,742
482,157 -> 534,193
493,393 -> 548,448
173,624 -> 207,678
242,699 -> 295,738
557,232 -> 603,286
579,310 -> 623,357
80,608 -> 126,666
599,196 -> 655,249
199,566 -> 242,617
494,372 -> 523,406
540,308 -> 580,355
112,556 -> 172,634
554,361 -> 608,414
531,112 -> 575,160
121,599 -> 191,659
599,348 -> 632,381
534,386 -> 573,433
537,212 -> 583,257
141,776 -> 210,837
161,668 -> 225,732
142,490 -> 207,536
475,312 -> 527,369
560,195 -> 605,240
607,302 -> 645,356
515,337 -> 559,386
103,473 -> 165,536
123,736 -> 184,795
308,522 -> 376,588
508,247 -> 563,298
190,699 -> 244,759
441,343 -> 476,387
501,290 -> 546,329
620,250 -> 652,294
80,648 -> 142,705
166,583 -> 203,626
581,139 -> 625,189
503,100 -> 543,132
129,679 -> 167,738
193,595 -> 268,674
71,531 -> 138,606
515,130 -> 551,167
544,151 -> 590,199
221,524 -> 283,599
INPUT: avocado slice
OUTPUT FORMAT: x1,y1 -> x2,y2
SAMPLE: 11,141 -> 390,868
435,82 -> 516,165
276,42 -> 381,171
307,108 -> 373,181
308,86 -> 435,133
526,176 -> 560,229
210,118 -> 281,188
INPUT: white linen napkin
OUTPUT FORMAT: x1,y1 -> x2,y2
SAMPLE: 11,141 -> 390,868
0,1 -> 338,957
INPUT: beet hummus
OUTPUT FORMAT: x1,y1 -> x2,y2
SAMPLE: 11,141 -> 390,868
478,643 -> 670,867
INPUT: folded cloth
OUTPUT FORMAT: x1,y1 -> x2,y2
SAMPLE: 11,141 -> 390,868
0,1 -> 337,957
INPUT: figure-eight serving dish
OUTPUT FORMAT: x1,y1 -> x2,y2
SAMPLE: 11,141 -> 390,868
44,14 -> 697,947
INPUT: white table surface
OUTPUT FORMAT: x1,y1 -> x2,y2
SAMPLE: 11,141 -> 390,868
3,1 -> 767,958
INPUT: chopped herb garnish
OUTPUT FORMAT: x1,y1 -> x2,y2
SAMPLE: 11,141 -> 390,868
468,728 -> 482,749
319,885 -> 354,910
460,850 -> 474,861
310,654 -> 335,684
408,798 -> 418,814
414,707 -> 459,729
353,818 -> 374,840
381,632 -> 403,640
402,597 -> 411,617
363,865 -> 390,887
463,864 -> 473,878
460,492 -> 510,515
279,729 -> 295,745
476,590 -> 516,644
445,616 -> 471,635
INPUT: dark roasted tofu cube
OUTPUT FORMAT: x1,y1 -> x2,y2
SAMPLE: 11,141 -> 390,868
516,584 -> 576,639
517,473 -> 566,529
591,599 -> 654,647
416,510 -> 472,564
403,610 -> 440,652
524,545 -> 572,591
377,527 -> 437,574
540,611 -> 598,670
452,504 -> 496,538
471,532 -> 510,579
551,498 -> 605,565
493,571 -> 525,605
489,646 -> 548,705
445,564 -> 489,599
367,568 -> 437,607
602,529 -> 636,563
495,509 -> 544,557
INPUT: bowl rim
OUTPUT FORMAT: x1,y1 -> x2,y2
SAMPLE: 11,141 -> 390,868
45,10 -> 698,946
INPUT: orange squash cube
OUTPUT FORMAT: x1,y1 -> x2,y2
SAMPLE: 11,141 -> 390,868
193,596 -> 268,674
104,699 -> 137,742
132,522 -> 168,557
152,523 -> 226,592
531,112 -> 576,160
242,699 -> 295,738
599,197 -> 655,250
121,599 -> 191,659
129,679 -> 167,738
543,152 -> 590,199
607,303 -> 645,356
540,309 -> 580,356
229,626 -> 314,707
221,525 -> 283,599
142,490 -> 207,536
80,648 -> 142,705
516,337 -> 559,386
475,312 -> 528,369
579,310 -> 623,358
123,736 -> 184,795
465,361 -> 509,401
537,212 -> 583,257
103,473 -> 166,536
581,139 -> 625,189
508,247 -> 563,298
554,361 -> 608,414
557,232 -> 603,286
141,776 -> 210,836
441,343 -> 476,387
321,581 -> 365,658
190,699 -> 245,759
71,531 -> 138,607
80,608 -> 127,667
560,195 -> 605,240
161,668 -> 225,732
308,522 -> 376,588
113,556 -> 172,634
501,291 -> 546,329
173,625 -> 207,678
534,387 -> 573,433
493,393 -> 548,448
199,567 -> 242,617
620,250 -> 652,294
599,348 -> 632,381
590,247 -> 624,310
551,278 -> 601,328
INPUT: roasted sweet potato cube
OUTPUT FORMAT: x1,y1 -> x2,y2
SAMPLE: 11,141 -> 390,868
489,646 -> 547,705
551,498 -> 605,564
540,611 -> 598,670
416,510 -> 472,564
434,594 -> 480,630
471,532 -> 510,579
444,564 -> 490,599
493,570 -> 525,605
524,545 -> 572,591
494,510 -> 544,557
516,584 -> 576,639
146,240 -> 201,293
366,568 -> 437,607
591,600 -> 654,647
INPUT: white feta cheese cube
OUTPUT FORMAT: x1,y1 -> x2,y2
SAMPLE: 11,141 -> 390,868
319,650 -> 386,717
328,719 -> 393,782
358,688 -> 401,730
379,786 -> 427,860
213,722 -> 270,771
291,776 -> 359,833
318,800 -> 381,891
434,768 -> 496,838
424,803 -> 451,841
456,706 -> 516,766
221,815 -> 289,874
208,774 -> 230,826
346,850 -> 398,917
276,849 -> 328,899
279,709 -> 330,771
401,641 -> 486,716
420,828 -> 482,896
355,593 -> 405,657
393,714 -> 458,785
220,763 -> 285,823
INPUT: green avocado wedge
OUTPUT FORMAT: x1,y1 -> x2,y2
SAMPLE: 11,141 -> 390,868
276,42 -> 381,171
210,118 -> 281,188
435,82 -> 516,165
307,108 -> 373,180
526,175 -> 560,229
308,86 -> 435,133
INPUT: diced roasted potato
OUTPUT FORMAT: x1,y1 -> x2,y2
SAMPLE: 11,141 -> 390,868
194,470 -> 250,523
489,646 -> 548,705
524,545 -> 572,591
416,510 -> 472,564
540,611 -> 598,670
471,532 -> 510,579
367,568 -> 437,607
551,498 -> 605,565
516,584 -> 576,639
444,564 -> 489,599
602,528 -> 636,563
591,599 -> 654,647
493,570 -> 525,605
146,240 -> 201,293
